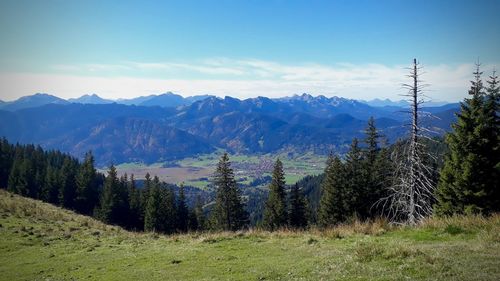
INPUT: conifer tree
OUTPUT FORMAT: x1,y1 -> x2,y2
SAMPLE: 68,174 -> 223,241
0,138 -> 13,188
364,117 -> 380,165
344,138 -> 366,218
140,173 -> 152,217
193,195 -> 206,231
7,155 -> 27,196
371,141 -> 392,214
58,157 -> 77,208
95,165 -> 120,224
263,158 -> 288,230
483,70 -> 500,211
32,146 -> 46,198
144,176 -> 162,232
211,153 -> 248,231
176,183 -> 189,232
318,155 -> 347,227
116,173 -> 130,225
42,164 -> 60,204
75,152 -> 98,215
362,118 -> 387,217
127,174 -> 142,230
288,183 -> 307,228
187,209 -> 199,231
159,185 -> 177,234
436,65 -> 500,215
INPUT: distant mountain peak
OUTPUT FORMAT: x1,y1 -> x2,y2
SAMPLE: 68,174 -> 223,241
156,91 -> 178,97
299,93 -> 314,100
0,93 -> 68,111
69,94 -> 113,104
361,98 -> 409,107
116,92 -> 213,108
21,93 -> 61,100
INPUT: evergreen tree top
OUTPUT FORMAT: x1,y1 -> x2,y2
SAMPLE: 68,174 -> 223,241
106,164 -> 117,179
346,138 -> 362,164
486,70 -> 499,95
470,62 -> 485,97
270,158 -> 286,189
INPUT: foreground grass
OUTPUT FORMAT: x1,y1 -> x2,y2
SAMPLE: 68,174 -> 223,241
0,190 -> 499,280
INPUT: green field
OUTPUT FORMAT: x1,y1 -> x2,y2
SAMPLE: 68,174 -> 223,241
112,152 -> 327,188
1,190 -> 499,280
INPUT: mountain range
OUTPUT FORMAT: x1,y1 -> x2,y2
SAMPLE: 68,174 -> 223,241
359,98 -> 450,108
0,93 -> 460,165
0,92 -> 212,111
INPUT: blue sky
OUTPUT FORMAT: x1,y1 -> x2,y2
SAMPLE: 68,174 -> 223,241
1,0 -> 499,101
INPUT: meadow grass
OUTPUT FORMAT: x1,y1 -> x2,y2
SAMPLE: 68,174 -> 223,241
0,189 -> 499,280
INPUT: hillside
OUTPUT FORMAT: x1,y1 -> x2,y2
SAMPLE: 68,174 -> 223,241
0,190 -> 499,280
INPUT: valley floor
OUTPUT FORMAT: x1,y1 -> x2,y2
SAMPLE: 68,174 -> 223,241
0,190 -> 499,280
112,152 -> 327,188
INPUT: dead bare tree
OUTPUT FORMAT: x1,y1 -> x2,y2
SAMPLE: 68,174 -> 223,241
379,59 -> 436,225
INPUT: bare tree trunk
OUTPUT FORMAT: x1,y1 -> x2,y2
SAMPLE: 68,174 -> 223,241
379,58 -> 436,225
408,58 -> 418,225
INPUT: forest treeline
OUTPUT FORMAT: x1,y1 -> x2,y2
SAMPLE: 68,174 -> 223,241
0,65 -> 498,233
0,143 -> 207,233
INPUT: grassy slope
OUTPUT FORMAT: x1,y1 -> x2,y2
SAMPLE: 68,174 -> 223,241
0,190 -> 499,281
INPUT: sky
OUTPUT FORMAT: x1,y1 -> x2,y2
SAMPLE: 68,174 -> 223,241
0,0 -> 499,102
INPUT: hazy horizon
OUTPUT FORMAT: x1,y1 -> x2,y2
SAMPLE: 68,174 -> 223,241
0,91 -> 459,104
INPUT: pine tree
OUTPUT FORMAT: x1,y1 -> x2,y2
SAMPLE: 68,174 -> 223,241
176,183 -> 189,232
263,158 -> 288,230
7,145 -> 40,199
482,70 -> 500,211
75,152 -> 98,215
127,174 -> 142,230
318,155 -> 347,227
159,184 -> 177,234
344,138 -> 366,218
211,153 -> 248,231
0,138 -> 13,188
193,195 -> 206,231
42,164 -> 60,204
187,209 -> 199,231
362,117 -> 387,217
288,183 -> 307,229
116,173 -> 130,226
95,165 -> 120,224
144,176 -> 162,232
140,173 -> 152,220
144,177 -> 178,233
58,157 -> 77,208
7,155 -> 27,196
32,146 -> 46,199
435,64 -> 499,215
371,141 -> 392,215
364,117 -> 380,165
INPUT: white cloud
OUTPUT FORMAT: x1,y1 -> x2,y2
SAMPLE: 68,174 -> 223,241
1,59 -> 497,102
122,61 -> 247,76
